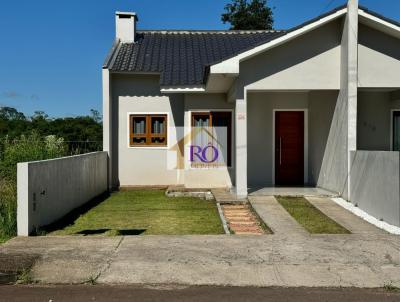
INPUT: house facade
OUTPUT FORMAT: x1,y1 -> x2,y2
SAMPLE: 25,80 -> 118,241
102,0 -> 400,227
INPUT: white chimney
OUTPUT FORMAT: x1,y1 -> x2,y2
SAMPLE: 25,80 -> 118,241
115,11 -> 138,43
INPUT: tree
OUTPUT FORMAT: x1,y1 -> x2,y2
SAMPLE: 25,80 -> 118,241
90,109 -> 102,123
221,0 -> 274,30
0,107 -> 26,121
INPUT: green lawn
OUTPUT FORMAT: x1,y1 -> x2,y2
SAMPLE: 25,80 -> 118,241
48,190 -> 224,236
0,236 -> 10,244
276,196 -> 350,234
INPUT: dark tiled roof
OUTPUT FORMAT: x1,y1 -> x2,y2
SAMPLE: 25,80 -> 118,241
106,4 -> 399,87
108,31 -> 285,86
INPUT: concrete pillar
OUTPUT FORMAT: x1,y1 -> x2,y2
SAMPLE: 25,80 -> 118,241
347,0 -> 359,198
235,99 -> 248,198
17,162 -> 30,236
102,68 -> 112,190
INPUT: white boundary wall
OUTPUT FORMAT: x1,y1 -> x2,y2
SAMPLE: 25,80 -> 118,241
349,151 -> 400,227
17,152 -> 108,236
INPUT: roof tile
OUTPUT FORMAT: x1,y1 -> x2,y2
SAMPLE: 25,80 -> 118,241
110,31 -> 285,86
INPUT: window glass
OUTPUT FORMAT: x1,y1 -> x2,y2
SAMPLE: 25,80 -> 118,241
130,114 -> 167,147
133,117 -> 146,134
191,112 -> 231,167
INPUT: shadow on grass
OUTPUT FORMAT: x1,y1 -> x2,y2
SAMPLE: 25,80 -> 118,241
38,192 -> 110,235
76,229 -> 111,235
117,229 -> 146,235
75,229 -> 146,236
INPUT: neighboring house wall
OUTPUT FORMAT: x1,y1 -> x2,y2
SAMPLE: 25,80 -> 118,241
349,151 -> 400,227
17,152 -> 108,236
358,91 -> 400,151
358,91 -> 391,150
358,24 -> 400,88
183,93 -> 234,188
247,91 -> 337,187
112,74 -> 184,186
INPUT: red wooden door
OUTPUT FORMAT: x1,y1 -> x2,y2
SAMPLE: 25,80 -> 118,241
275,111 -> 304,186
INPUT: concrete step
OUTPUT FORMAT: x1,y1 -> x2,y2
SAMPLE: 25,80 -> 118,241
223,213 -> 252,217
223,205 -> 248,210
226,217 -> 256,222
227,220 -> 256,224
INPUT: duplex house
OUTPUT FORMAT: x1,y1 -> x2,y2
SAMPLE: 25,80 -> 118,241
102,0 -> 400,227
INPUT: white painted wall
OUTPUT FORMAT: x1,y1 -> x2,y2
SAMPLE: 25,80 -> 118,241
358,24 -> 400,88
183,93 -> 234,188
115,12 -> 137,43
17,152 -> 108,236
113,74 -> 183,186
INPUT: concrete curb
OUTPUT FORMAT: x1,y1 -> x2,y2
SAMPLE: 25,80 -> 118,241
332,198 -> 400,235
216,203 -> 230,235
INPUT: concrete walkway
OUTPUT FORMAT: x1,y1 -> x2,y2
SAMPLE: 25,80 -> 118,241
306,197 -> 386,235
1,232 -> 399,287
249,196 -> 308,236
249,187 -> 337,197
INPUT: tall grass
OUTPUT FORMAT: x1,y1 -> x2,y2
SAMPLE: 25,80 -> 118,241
0,132 -> 67,241
0,179 -> 17,241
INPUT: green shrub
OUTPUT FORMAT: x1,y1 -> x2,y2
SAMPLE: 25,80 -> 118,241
0,179 -> 17,240
0,132 -> 67,181
0,132 -> 67,240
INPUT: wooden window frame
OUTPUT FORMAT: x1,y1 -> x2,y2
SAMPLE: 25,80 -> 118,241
129,114 -> 168,147
191,111 -> 232,167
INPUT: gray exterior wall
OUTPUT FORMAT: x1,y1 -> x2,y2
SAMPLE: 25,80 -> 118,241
358,24 -> 400,88
237,17 -> 344,191
349,151 -> 400,227
17,152 -> 108,236
358,91 -> 391,150
247,91 -> 337,187
308,91 -> 338,185
238,19 -> 343,94
358,91 -> 400,151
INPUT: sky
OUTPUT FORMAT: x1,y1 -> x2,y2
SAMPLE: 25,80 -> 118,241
0,0 -> 399,118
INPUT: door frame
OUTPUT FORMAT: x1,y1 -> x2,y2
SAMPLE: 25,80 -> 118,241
272,109 -> 308,186
390,109 -> 400,151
